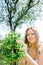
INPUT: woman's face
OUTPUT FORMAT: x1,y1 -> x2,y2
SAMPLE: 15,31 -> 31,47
27,29 -> 37,44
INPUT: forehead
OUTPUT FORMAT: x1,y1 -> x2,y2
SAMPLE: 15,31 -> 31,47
27,29 -> 35,34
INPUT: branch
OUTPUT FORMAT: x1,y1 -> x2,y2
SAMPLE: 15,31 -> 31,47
13,0 -> 19,14
5,0 -> 11,13
14,0 -> 40,24
14,0 -> 19,3
5,0 -> 13,30
14,22 -> 18,31
29,0 -> 40,9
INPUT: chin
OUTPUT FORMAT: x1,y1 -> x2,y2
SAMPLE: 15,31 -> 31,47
29,40 -> 36,44
29,41 -> 36,44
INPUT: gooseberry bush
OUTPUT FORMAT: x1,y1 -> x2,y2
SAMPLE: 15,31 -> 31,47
0,31 -> 25,64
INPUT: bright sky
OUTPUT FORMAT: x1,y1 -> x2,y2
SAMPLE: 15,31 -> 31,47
0,22 -> 10,39
35,20 -> 43,42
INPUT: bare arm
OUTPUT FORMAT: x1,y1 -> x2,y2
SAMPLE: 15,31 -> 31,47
38,44 -> 43,65
25,52 -> 38,65
20,52 -> 38,65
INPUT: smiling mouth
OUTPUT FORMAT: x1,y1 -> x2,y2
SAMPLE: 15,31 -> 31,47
29,38 -> 33,41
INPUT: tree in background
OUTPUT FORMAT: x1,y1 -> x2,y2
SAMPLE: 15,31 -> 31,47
0,0 -> 41,31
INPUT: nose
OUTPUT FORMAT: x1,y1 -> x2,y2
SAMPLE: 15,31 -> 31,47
29,34 -> 32,37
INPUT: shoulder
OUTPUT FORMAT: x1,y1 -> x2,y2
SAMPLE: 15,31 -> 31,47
38,43 -> 43,65
37,42 -> 43,53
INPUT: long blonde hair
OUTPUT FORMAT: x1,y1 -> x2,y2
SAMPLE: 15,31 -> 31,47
24,27 -> 39,59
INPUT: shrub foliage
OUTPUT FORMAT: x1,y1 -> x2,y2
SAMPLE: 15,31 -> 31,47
0,31 -> 25,64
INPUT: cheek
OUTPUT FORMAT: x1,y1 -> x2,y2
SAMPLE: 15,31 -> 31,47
34,37 -> 37,41
33,36 -> 36,39
32,36 -> 36,40
33,37 -> 37,43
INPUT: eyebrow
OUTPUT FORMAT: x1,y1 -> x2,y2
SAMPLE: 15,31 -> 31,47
27,33 -> 35,35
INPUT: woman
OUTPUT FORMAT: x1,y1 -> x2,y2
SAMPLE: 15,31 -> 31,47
20,27 -> 43,65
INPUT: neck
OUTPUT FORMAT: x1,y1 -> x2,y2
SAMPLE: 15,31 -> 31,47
29,42 -> 37,49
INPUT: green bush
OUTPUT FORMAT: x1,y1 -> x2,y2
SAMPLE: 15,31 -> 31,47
0,31 -> 25,64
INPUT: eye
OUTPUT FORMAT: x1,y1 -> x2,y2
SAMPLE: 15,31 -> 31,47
27,33 -> 35,36
32,33 -> 35,35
